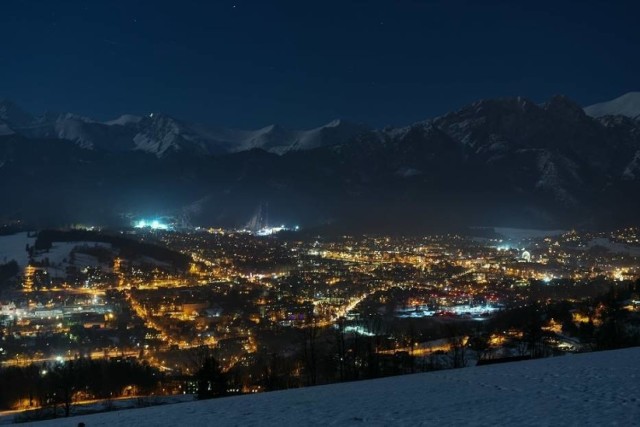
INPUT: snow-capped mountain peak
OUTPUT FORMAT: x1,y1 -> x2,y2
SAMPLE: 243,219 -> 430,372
2,93 -> 640,229
584,92 -> 640,119
104,114 -> 143,126
0,99 -> 372,157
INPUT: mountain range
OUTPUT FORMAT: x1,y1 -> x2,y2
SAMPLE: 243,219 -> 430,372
0,101 -> 369,157
1,92 -> 639,232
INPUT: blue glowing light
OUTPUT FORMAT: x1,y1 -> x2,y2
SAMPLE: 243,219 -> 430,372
134,219 -> 170,230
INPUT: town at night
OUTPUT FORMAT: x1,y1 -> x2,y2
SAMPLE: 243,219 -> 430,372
2,0 -> 640,424
1,223 -> 639,420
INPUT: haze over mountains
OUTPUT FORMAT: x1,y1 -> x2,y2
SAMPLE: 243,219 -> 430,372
1,93 -> 639,231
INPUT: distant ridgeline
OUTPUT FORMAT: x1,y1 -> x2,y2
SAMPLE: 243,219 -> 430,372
3,94 -> 640,231
34,229 -> 190,271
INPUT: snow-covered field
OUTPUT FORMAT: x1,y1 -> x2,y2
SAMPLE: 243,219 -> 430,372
0,233 -> 111,269
0,232 -> 115,281
21,347 -> 640,426
0,232 -> 35,267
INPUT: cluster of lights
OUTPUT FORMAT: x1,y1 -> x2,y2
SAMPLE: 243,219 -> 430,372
254,225 -> 300,236
134,219 -> 170,230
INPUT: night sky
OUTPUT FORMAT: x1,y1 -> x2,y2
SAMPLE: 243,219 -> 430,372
1,0 -> 638,128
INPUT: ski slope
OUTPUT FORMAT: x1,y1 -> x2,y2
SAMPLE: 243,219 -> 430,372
24,347 -> 640,426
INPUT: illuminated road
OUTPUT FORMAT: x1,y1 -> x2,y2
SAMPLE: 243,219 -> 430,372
0,394 -> 159,418
1,349 -> 141,367
305,293 -> 370,328
125,290 -> 215,351
21,288 -> 105,296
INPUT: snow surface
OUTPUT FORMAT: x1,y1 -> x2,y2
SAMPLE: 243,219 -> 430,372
24,347 -> 640,426
1,100 -> 369,157
585,92 -> 640,119
188,119 -> 369,155
0,233 -> 115,277
28,241 -> 112,278
104,114 -> 143,126
0,232 -> 35,268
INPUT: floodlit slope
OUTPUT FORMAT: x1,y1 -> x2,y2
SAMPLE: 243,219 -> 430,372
27,347 -> 640,426
0,232 -> 35,268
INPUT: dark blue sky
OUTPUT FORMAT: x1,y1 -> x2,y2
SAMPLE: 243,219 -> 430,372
1,0 -> 638,128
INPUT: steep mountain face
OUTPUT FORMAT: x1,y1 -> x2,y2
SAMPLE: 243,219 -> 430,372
270,95 -> 640,229
585,92 -> 640,119
206,120 -> 371,154
424,96 -> 608,205
0,101 -> 369,157
1,94 -> 639,231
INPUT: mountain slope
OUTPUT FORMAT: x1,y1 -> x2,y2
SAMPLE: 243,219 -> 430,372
26,347 -> 640,427
585,92 -> 640,119
2,94 -> 640,230
0,101 -> 370,157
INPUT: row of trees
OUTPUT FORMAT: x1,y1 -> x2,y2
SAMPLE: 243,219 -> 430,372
0,358 -> 161,416
0,260 -> 19,289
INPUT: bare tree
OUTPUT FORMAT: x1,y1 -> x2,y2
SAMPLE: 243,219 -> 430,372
302,313 -> 319,386
446,325 -> 468,369
336,317 -> 347,381
51,360 -> 77,417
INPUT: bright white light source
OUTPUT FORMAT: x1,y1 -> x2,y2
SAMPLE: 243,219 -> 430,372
134,219 -> 170,230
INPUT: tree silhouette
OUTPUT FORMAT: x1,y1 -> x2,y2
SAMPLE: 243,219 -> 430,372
196,357 -> 227,399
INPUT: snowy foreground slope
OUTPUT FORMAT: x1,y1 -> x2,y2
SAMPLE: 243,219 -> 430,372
28,348 -> 640,426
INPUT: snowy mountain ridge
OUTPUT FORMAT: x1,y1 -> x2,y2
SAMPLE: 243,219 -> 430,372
2,92 -> 639,158
585,92 -> 640,119
0,100 -> 369,157
2,93 -> 640,230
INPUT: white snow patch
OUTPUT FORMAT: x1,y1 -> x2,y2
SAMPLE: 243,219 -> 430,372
133,133 -> 178,157
105,114 -> 143,126
585,92 -> 640,119
0,232 -> 35,268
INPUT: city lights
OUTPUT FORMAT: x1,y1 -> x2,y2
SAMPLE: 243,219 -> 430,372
134,219 -> 171,230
